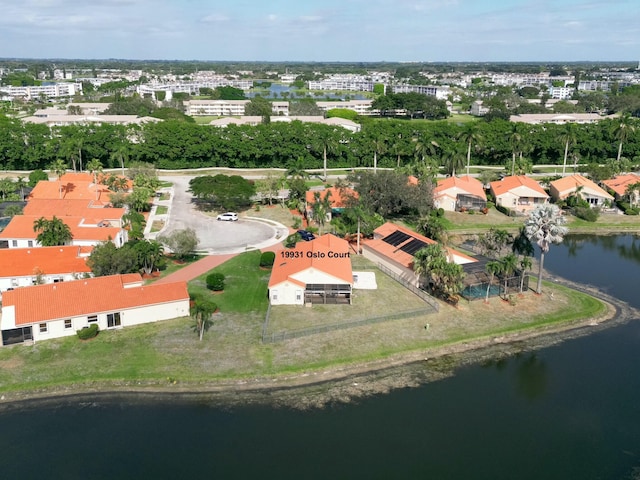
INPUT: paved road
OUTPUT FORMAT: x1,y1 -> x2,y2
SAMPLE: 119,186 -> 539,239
157,175 -> 288,254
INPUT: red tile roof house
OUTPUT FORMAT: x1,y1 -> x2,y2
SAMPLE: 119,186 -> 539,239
549,174 -> 614,208
268,234 -> 353,305
362,223 -> 477,287
1,274 -> 189,345
0,214 -> 127,249
489,175 -> 549,215
0,246 -> 92,297
602,174 -> 640,208
305,186 -> 358,223
433,175 -> 487,212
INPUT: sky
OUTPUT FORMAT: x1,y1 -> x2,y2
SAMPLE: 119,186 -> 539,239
0,0 -> 638,62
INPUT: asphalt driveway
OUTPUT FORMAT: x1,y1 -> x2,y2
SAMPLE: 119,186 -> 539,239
157,175 -> 287,254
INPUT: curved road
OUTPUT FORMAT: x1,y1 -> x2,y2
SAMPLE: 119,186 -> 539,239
158,175 -> 287,254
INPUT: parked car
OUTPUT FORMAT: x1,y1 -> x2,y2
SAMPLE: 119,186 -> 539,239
217,212 -> 239,221
297,229 -> 315,241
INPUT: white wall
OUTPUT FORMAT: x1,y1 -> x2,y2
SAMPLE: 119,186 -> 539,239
269,282 -> 305,305
0,272 -> 87,296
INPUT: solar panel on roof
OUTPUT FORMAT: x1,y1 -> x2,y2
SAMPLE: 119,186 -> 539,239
399,238 -> 428,256
382,230 -> 411,246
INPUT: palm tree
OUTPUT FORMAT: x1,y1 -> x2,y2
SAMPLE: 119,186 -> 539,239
499,253 -> 519,298
49,159 -> 67,199
613,114 -> 636,165
314,127 -> 338,181
625,181 -> 640,208
485,260 -> 504,303
457,123 -> 483,176
33,216 -> 73,246
559,123 -> 577,177
442,145 -> 465,177
110,145 -> 129,176
86,158 -> 103,185
507,124 -> 524,177
190,297 -> 216,341
372,138 -> 386,174
524,204 -> 568,295
518,256 -> 533,293
311,190 -> 332,233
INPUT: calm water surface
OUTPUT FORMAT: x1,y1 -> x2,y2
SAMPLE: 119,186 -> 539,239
1,234 -> 640,480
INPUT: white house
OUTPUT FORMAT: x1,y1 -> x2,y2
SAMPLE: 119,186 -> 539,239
549,174 -> 614,207
268,234 -> 353,305
1,273 -> 189,345
490,175 -> 549,215
0,246 -> 92,296
433,176 -> 487,212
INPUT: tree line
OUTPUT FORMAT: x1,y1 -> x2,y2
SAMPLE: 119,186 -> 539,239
0,113 -> 638,174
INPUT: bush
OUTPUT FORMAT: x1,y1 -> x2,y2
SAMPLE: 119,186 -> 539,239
206,272 -> 225,291
285,233 -> 298,248
260,251 -> 276,267
574,206 -> 599,222
77,324 -> 99,340
292,216 -> 302,229
495,204 -> 515,217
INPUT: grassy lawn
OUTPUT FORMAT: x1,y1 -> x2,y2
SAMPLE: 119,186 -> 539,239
150,220 -> 165,233
187,250 -> 270,314
152,254 -> 205,282
155,205 -> 168,215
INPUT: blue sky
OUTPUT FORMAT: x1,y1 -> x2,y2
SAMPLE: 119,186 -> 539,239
0,0 -> 638,61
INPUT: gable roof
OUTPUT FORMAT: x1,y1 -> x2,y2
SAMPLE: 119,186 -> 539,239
0,215 -> 122,242
365,222 -> 476,269
434,175 -> 487,200
269,234 -> 352,288
601,174 -> 640,197
29,179 -> 113,202
24,199 -> 125,222
490,175 -> 548,198
0,246 -> 91,278
550,174 -> 613,200
2,274 -> 189,325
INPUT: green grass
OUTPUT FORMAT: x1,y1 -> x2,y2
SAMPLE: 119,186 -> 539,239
187,250 -> 270,314
155,205 -> 168,215
150,220 -> 165,233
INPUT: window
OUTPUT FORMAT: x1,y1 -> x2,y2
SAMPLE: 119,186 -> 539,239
87,315 -> 98,323
11,279 -> 18,287
64,319 -> 72,329
53,278 -> 63,283
296,290 -> 302,302
39,323 -> 48,333
271,290 -> 278,301
11,240 -> 17,247
27,241 -> 33,247
107,312 -> 121,328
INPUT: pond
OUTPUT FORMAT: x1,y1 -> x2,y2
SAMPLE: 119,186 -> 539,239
1,234 -> 639,479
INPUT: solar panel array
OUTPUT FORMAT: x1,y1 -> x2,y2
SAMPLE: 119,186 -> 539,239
381,230 -> 411,246
399,238 -> 428,255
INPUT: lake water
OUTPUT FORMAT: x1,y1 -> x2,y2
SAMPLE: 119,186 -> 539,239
1,234 -> 639,480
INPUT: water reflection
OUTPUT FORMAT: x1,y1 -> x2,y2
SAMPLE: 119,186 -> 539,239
514,353 -> 548,401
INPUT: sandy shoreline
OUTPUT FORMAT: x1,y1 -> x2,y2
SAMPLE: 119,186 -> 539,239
0,279 -> 635,411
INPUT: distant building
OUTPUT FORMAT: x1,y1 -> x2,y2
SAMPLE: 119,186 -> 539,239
509,113 -> 617,125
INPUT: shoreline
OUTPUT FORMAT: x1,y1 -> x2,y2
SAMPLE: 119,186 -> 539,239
1,277 -> 635,411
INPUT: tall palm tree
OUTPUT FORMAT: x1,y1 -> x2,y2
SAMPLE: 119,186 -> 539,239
559,123 -> 577,177
315,127 -> 339,181
110,145 -> 129,176
457,123 -> 483,176
485,260 -> 504,303
33,216 -> 73,246
524,204 -> 568,295
518,256 -> 533,293
499,253 -> 519,298
372,138 -> 386,174
49,159 -> 67,199
442,145 -> 465,177
613,114 -> 636,165
86,158 -> 103,185
190,297 -> 216,341
508,124 -> 524,177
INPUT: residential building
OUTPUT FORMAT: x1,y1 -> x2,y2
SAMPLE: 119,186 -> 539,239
433,176 -> 487,212
0,245 -> 92,296
490,175 -> 549,214
470,100 -> 489,116
602,174 -> 640,207
1,274 -> 189,345
509,113 -> 617,125
22,114 -> 160,127
316,100 -> 376,116
362,223 -> 476,287
549,174 -> 614,207
268,234 -> 353,305
305,186 -> 358,221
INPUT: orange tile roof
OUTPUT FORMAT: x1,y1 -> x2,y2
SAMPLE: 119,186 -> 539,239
269,234 -> 352,288
434,175 -> 487,200
29,180 -> 113,201
3,274 -> 189,326
60,172 -> 94,183
305,187 -> 358,209
407,175 -> 419,186
365,222 -> 476,269
0,215 -> 122,242
550,174 -> 613,199
0,246 -> 91,277
490,175 -> 548,197
602,174 -> 640,197
24,199 -> 125,221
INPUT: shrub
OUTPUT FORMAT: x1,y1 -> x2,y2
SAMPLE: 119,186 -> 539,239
574,206 -> 599,222
285,233 -> 298,248
260,251 -> 276,267
206,272 -> 225,291
495,204 -> 515,217
77,324 -> 99,340
292,216 -> 302,229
